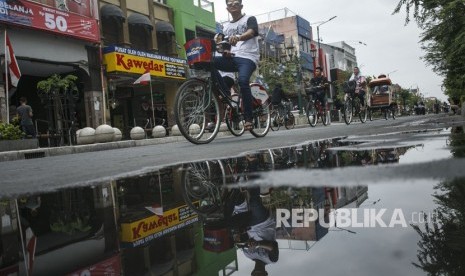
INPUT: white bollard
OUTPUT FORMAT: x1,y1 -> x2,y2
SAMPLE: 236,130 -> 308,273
95,124 -> 115,143
130,127 -> 145,140
152,125 -> 167,138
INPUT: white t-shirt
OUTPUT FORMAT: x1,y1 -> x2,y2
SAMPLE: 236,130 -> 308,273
223,15 -> 260,65
242,216 -> 276,264
234,201 -> 276,264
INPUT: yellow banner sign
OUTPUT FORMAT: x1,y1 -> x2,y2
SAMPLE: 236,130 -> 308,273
120,203 -> 198,248
103,46 -> 186,80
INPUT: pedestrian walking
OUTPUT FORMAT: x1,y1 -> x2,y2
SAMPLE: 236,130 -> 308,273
17,97 -> 36,138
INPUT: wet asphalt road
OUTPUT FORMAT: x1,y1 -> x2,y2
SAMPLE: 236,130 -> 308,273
0,114 -> 463,195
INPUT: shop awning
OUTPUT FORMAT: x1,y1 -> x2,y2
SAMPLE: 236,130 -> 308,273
100,5 -> 125,21
128,13 -> 153,31
156,21 -> 175,34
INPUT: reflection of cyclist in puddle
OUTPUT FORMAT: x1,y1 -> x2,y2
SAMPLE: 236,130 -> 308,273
226,154 -> 279,275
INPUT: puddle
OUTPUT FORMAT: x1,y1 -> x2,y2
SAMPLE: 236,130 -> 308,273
1,128 -> 464,275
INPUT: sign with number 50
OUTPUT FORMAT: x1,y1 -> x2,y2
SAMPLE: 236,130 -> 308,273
44,13 -> 68,32
0,0 -> 99,42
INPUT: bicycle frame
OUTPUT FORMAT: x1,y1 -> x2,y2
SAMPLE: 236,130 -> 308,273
177,38 -> 271,144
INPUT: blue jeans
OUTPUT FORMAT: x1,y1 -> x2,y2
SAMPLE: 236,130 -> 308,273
213,56 -> 256,121
22,124 -> 36,138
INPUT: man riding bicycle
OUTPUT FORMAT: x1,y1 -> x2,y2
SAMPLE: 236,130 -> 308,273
214,0 -> 259,131
348,66 -> 367,109
308,66 -> 329,110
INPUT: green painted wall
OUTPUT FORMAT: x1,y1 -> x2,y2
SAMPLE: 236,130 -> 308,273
166,0 -> 217,58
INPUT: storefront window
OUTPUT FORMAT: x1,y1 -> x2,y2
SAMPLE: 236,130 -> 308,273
0,200 -> 20,274
102,17 -> 123,46
117,169 -> 177,222
17,186 -> 118,275
129,26 -> 151,51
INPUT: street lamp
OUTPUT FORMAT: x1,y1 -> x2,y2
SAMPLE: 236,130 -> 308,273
387,69 -> 398,77
316,16 -> 337,66
345,40 -> 367,46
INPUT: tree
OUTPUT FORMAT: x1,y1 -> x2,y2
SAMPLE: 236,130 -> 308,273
393,1 -> 465,103
411,176 -> 465,275
37,74 -> 79,145
260,56 -> 302,97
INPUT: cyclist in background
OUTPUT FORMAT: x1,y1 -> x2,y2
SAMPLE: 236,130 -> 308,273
309,66 -> 329,110
349,66 -> 367,109
214,0 -> 260,131
271,83 -> 289,115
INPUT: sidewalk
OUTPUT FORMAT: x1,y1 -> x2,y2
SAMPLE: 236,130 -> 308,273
0,113 -> 461,163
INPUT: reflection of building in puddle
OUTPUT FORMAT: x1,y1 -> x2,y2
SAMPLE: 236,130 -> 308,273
327,145 -> 415,167
271,185 -> 368,249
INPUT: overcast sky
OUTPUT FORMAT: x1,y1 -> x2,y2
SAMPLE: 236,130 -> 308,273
212,0 -> 446,101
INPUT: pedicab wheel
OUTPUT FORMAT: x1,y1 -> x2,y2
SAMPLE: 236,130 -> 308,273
174,79 -> 220,144
250,102 -> 271,137
284,112 -> 295,129
225,107 -> 245,136
368,108 -> 374,121
384,109 -> 389,120
306,101 -> 318,127
343,100 -> 353,125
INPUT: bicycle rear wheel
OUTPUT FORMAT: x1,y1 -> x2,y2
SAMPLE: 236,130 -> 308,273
250,102 -> 271,137
284,112 -> 295,129
343,100 -> 353,125
174,79 -> 220,144
224,106 -> 245,136
270,110 -> 281,131
306,101 -> 318,127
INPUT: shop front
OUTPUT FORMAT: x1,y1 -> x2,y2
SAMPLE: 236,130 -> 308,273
115,169 -> 198,275
103,46 -> 186,138
0,0 -> 102,146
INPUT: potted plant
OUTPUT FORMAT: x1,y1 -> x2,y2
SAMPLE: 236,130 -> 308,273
0,121 -> 39,152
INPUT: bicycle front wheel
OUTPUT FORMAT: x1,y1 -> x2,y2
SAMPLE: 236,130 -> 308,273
224,106 -> 245,136
174,79 -> 220,144
250,102 -> 271,137
321,110 -> 329,126
284,112 -> 295,129
306,101 -> 318,127
343,100 -> 353,125
358,101 -> 367,123
181,164 -> 222,216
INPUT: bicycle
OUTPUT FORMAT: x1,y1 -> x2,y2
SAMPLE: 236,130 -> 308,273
174,37 -> 271,144
270,100 -> 295,131
342,80 -> 367,125
305,85 -> 329,127
181,156 -> 271,253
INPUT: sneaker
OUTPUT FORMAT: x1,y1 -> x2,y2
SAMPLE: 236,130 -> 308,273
205,122 -> 216,131
244,121 -> 253,131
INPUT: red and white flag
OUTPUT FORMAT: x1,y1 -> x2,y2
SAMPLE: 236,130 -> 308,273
145,203 -> 164,216
5,33 -> 21,87
133,70 -> 151,85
